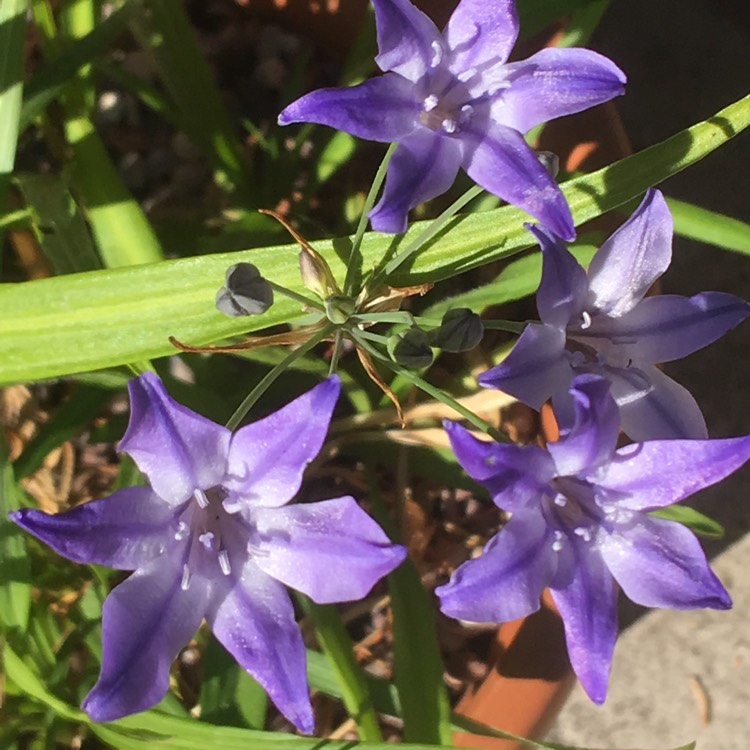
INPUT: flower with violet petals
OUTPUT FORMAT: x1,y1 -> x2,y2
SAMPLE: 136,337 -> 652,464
11,373 -> 406,732
479,188 -> 750,440
437,373 -> 750,703
278,0 -> 626,236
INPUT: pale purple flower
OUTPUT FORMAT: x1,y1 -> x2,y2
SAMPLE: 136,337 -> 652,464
11,373 -> 405,732
479,189 -> 750,440
278,0 -> 625,235
437,374 -> 750,703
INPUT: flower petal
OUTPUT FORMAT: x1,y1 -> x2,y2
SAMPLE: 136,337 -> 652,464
208,563 -> 313,734
479,322 -> 570,409
548,374 -> 619,477
10,487 -> 174,570
369,130 -> 463,233
600,516 -> 731,609
600,435 -> 750,510
437,509 -> 555,623
444,0 -> 518,71
278,74 -> 419,142
463,122 -> 575,240
586,189 -> 673,316
595,292 -> 750,364
225,377 -> 340,508
607,363 -> 707,440
495,48 -> 626,133
120,372 -> 230,506
444,420 -> 554,512
252,497 -> 406,603
550,545 -> 617,704
82,553 -> 209,722
528,223 -> 588,328
372,0 -> 442,80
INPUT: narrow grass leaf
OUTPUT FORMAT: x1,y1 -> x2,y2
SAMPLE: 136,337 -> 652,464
14,172 -> 103,273
0,437 -> 31,630
298,596 -> 382,740
0,0 -> 26,174
668,197 -> 750,255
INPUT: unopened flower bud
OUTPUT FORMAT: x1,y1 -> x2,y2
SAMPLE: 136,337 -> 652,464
387,327 -> 434,370
215,263 -> 274,317
433,308 -> 484,353
299,247 -> 339,301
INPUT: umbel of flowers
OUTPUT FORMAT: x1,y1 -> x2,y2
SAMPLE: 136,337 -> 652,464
8,0 -> 750,737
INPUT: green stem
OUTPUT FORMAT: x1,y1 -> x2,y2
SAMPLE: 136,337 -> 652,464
344,143 -> 398,296
266,281 -> 325,312
352,330 -> 505,441
329,329 -> 344,375
297,595 -> 383,742
225,325 -> 334,431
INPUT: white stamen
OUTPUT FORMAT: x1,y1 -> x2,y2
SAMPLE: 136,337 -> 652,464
430,40 -> 444,67
218,549 -> 232,576
552,531 -> 564,552
574,526 -> 592,542
199,531 -> 214,550
174,521 -> 189,541
457,66 -> 477,83
581,311 -> 592,329
554,496 -> 567,507
442,118 -> 457,134
194,489 -> 209,508
424,94 -> 439,112
488,80 -> 512,96
181,564 -> 191,591
601,503 -> 616,516
459,103 -> 474,123
222,497 -> 243,514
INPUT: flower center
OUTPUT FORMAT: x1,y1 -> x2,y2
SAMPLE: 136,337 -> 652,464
176,486 -> 238,590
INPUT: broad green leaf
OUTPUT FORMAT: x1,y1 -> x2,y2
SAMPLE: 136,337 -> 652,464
0,437 -> 31,630
422,244 -> 598,320
668,197 -> 750,255
651,504 -> 724,539
0,0 -> 26,174
298,597 -> 382,740
14,172 -> 103,274
0,95 -> 748,385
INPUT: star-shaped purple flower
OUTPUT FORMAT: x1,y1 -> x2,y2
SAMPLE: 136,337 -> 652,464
278,0 -> 626,235
11,373 -> 405,732
437,374 -> 750,703
479,189 -> 750,440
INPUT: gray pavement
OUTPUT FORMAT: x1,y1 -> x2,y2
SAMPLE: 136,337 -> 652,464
549,1 -> 750,747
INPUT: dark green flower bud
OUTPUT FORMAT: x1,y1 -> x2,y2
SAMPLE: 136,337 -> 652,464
434,308 -> 484,352
325,294 -> 356,325
215,263 -> 274,317
387,327 -> 434,369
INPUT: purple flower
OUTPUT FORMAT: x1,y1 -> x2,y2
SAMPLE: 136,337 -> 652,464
437,374 -> 750,703
11,373 -> 405,732
278,0 -> 625,236
479,189 -> 750,440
